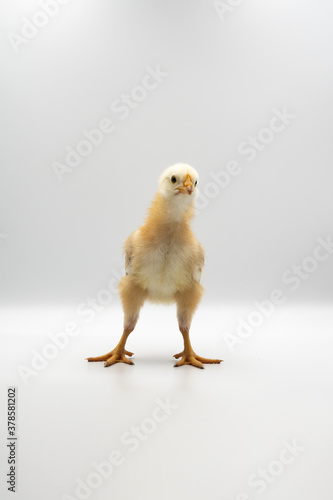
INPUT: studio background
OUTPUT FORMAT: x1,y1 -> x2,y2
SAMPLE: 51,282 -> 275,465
1,2 -> 333,500
1,0 -> 332,306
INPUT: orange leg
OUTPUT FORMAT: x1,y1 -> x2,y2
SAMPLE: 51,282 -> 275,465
86,276 -> 147,368
173,284 -> 223,369
86,327 -> 136,366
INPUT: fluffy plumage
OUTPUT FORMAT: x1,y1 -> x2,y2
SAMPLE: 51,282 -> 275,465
87,163 -> 222,369
123,171 -> 204,301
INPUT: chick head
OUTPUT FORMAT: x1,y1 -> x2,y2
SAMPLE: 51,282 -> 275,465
158,163 -> 199,202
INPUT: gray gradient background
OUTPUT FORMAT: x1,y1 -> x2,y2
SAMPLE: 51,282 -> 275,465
1,0 -> 332,306
1,3 -> 333,500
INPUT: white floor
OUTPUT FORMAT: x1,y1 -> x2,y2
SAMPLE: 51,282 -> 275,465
1,303 -> 332,500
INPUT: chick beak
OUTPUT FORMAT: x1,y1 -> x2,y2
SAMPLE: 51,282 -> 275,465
177,174 -> 193,195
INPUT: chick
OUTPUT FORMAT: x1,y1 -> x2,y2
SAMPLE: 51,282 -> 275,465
87,163 -> 222,369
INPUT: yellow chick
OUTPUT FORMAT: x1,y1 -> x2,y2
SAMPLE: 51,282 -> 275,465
87,163 -> 222,369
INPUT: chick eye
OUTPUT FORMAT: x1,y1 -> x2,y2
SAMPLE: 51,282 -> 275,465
171,176 -> 177,183
195,180 -> 198,187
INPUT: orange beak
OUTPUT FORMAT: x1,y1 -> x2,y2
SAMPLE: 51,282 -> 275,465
177,174 -> 193,195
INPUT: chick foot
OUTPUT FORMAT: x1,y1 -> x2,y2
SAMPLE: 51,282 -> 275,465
173,350 -> 222,369
86,348 -> 134,367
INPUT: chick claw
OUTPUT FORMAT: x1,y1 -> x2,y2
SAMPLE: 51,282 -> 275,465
86,349 -> 134,367
173,351 -> 223,369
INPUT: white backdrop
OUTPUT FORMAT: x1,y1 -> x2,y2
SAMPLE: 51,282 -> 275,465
1,3 -> 333,500
1,0 -> 332,306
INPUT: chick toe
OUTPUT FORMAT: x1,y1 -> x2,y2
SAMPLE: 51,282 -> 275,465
173,350 -> 184,359
173,351 -> 223,368
174,355 -> 204,369
86,348 -> 134,363
104,353 -> 134,367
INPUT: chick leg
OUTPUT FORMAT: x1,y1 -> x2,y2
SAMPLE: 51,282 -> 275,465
86,325 -> 136,367
173,284 -> 222,369
86,276 -> 147,367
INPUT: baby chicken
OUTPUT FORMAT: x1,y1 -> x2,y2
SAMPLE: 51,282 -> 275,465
87,163 -> 222,369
